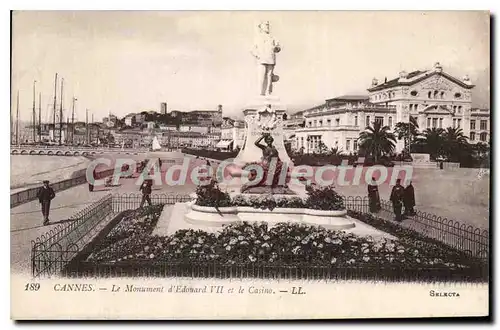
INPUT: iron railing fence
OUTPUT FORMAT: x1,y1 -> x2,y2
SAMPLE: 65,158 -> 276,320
111,193 -> 192,213
31,193 -> 191,278
341,195 -> 489,260
31,194 -> 114,277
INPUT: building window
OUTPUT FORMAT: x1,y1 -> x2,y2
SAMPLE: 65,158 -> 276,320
327,119 -> 331,126
433,90 -> 439,98
440,91 -> 445,99
411,90 -> 418,96
346,139 -> 350,151
458,106 -> 462,113
457,119 -> 461,128
428,91 -> 432,98
366,116 -> 370,127
427,118 -> 431,128
319,120 -> 323,126
470,132 -> 475,141
354,116 -> 358,126
453,119 -> 456,128
439,118 -> 443,128
314,120 -> 317,127
454,92 -> 462,99
388,116 -> 392,128
432,118 -> 438,128
470,120 -> 476,130
480,132 -> 487,142
336,118 -> 340,126
480,120 -> 487,130
414,104 -> 418,111
409,104 -> 413,111
375,116 -> 384,126
353,140 -> 358,151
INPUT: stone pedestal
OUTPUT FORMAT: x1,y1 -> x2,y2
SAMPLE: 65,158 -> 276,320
232,95 -> 292,167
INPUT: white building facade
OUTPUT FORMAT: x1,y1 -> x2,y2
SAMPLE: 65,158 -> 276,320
295,62 -> 488,154
218,117 -> 246,151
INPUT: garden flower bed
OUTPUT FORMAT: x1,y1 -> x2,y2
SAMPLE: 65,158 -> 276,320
194,180 -> 346,211
84,216 -> 484,277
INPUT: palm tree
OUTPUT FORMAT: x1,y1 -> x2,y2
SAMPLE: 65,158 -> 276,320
328,147 -> 343,156
442,127 -> 469,162
394,116 -> 420,153
358,121 -> 397,163
317,141 -> 329,154
417,128 -> 445,160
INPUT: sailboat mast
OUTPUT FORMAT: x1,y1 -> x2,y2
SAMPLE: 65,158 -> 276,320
10,93 -> 13,144
59,78 -> 64,145
71,97 -> 77,144
38,92 -> 42,143
86,108 -> 89,144
32,80 -> 36,143
52,73 -> 58,141
16,91 -> 19,145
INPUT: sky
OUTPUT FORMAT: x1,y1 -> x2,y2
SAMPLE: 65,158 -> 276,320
11,11 -> 490,122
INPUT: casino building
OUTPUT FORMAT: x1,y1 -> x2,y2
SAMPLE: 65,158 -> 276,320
294,62 -> 490,153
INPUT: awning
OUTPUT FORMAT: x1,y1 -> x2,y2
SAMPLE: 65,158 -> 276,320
216,140 -> 233,148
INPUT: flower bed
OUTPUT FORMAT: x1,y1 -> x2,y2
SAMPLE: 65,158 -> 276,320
86,220 -> 472,271
87,205 -> 164,262
347,210 -> 487,266
194,180 -> 345,211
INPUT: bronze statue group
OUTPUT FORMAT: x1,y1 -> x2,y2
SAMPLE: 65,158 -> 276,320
368,177 -> 416,222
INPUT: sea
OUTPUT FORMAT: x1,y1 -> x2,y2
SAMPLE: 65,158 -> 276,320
10,155 -> 92,193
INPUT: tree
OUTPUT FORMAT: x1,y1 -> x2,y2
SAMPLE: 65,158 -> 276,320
317,141 -> 329,154
106,132 -> 115,145
442,127 -> 469,162
328,147 -> 342,156
416,128 -> 445,160
358,121 -> 397,163
394,116 -> 420,153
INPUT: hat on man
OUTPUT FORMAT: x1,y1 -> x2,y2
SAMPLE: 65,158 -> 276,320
43,180 -> 49,184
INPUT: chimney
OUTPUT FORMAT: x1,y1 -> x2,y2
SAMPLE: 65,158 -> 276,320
371,78 -> 379,86
399,71 -> 408,79
463,74 -> 472,85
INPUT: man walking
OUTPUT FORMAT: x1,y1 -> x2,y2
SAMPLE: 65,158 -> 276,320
139,179 -> 152,208
404,181 -> 416,216
367,176 -> 381,213
37,180 -> 55,225
389,178 -> 405,222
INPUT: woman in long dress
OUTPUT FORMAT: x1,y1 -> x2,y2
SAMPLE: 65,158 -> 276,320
367,176 -> 381,213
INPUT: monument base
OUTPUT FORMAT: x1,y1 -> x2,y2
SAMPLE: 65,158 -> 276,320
154,201 -> 397,240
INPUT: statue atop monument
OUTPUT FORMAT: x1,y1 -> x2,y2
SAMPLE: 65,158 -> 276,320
252,21 -> 281,96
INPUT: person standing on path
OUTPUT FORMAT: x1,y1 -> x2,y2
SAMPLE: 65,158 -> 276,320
37,180 -> 55,225
404,181 -> 416,216
89,168 -> 97,192
139,179 -> 152,208
389,179 -> 405,222
367,177 -> 381,213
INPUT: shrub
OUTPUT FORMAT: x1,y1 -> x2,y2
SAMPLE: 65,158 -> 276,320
195,179 -> 232,207
305,184 -> 345,210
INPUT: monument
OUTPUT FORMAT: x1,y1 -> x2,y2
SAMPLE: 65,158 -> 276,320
176,20 -> 355,230
226,21 -> 296,195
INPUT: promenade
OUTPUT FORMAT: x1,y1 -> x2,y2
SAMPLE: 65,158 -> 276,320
10,155 -> 208,274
